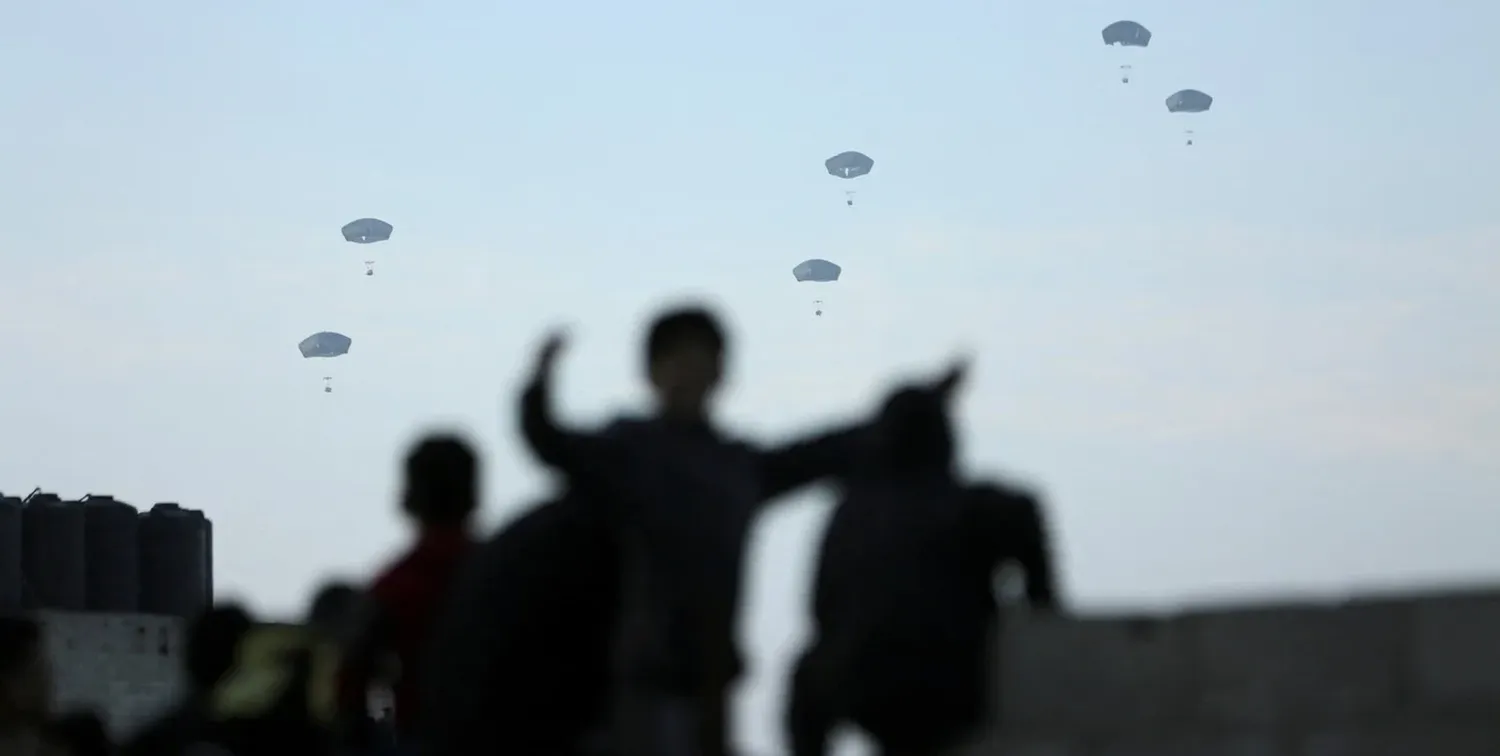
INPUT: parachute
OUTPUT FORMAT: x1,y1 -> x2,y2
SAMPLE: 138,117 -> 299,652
1166,89 -> 1213,113
341,218 -> 392,244
299,332 -> 352,359
793,259 -> 842,283
824,152 -> 874,206
1101,21 -> 1151,47
341,218 -> 392,276
824,152 -> 874,180
299,332 -> 351,393
1165,90 -> 1213,146
1102,20 -> 1150,83
793,259 -> 841,316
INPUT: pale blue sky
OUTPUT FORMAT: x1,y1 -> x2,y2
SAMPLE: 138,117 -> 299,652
5,1 -> 1500,751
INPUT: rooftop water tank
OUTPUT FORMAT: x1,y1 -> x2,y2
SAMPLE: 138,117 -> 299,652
0,495 -> 22,611
204,516 -> 215,602
139,503 -> 210,618
82,494 -> 141,613
21,491 -> 87,611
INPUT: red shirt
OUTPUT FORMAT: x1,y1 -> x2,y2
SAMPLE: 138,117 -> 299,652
364,526 -> 474,732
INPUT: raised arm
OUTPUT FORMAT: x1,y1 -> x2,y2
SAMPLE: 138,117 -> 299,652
757,423 -> 871,502
761,356 -> 971,502
516,332 -> 626,482
519,379 -> 614,475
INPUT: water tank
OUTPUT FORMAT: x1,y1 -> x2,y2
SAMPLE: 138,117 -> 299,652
204,516 -> 215,601
0,495 -> 22,611
139,503 -> 210,618
82,495 -> 140,612
21,492 -> 87,611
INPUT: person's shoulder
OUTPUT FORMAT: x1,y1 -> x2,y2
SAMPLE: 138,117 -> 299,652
718,429 -> 755,452
483,499 -> 583,552
967,478 -> 1041,505
369,552 -> 420,600
602,415 -> 652,438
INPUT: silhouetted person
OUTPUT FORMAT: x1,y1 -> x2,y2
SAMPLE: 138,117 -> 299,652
520,305 -> 964,756
786,382 -> 1058,756
121,604 -> 254,756
420,495 -> 623,756
303,580 -> 392,751
339,434 -> 479,752
0,615 -> 50,756
306,580 -> 362,643
205,622 -> 339,756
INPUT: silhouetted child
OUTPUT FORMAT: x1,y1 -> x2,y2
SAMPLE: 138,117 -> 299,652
520,305 -> 963,756
305,580 -> 362,643
787,383 -> 1058,756
339,434 -> 479,752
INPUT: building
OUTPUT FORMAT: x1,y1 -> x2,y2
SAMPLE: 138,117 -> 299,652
1,489 -> 210,737
39,610 -> 185,737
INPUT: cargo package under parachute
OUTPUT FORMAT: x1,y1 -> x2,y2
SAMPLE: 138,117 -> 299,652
793,259 -> 841,317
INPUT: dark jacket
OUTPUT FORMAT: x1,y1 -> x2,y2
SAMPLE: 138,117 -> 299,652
813,385 -> 1056,638
791,386 -> 1058,754
814,478 -> 1055,664
419,497 -> 623,756
519,381 -> 866,694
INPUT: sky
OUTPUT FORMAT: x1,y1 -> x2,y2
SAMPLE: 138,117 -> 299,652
5,0 -> 1500,751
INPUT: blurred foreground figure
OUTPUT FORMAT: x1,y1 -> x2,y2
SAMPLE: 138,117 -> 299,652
787,381 -> 1059,756
306,580 -> 394,749
421,495 -> 623,756
210,620 -> 342,754
521,306 -> 967,756
0,616 -> 49,756
339,434 -> 479,753
306,580 -> 363,643
120,604 -> 254,756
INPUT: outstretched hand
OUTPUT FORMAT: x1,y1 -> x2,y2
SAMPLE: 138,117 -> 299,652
529,331 -> 568,386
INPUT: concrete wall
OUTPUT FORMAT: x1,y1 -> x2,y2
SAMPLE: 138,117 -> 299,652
31,586 -> 1500,753
965,587 -> 1500,756
36,610 -> 184,738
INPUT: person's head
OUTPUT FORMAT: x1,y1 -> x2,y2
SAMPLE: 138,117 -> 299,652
305,580 -> 362,641
401,434 -> 479,528
873,385 -> 956,474
184,603 -> 254,695
0,616 -> 49,728
643,306 -> 727,419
